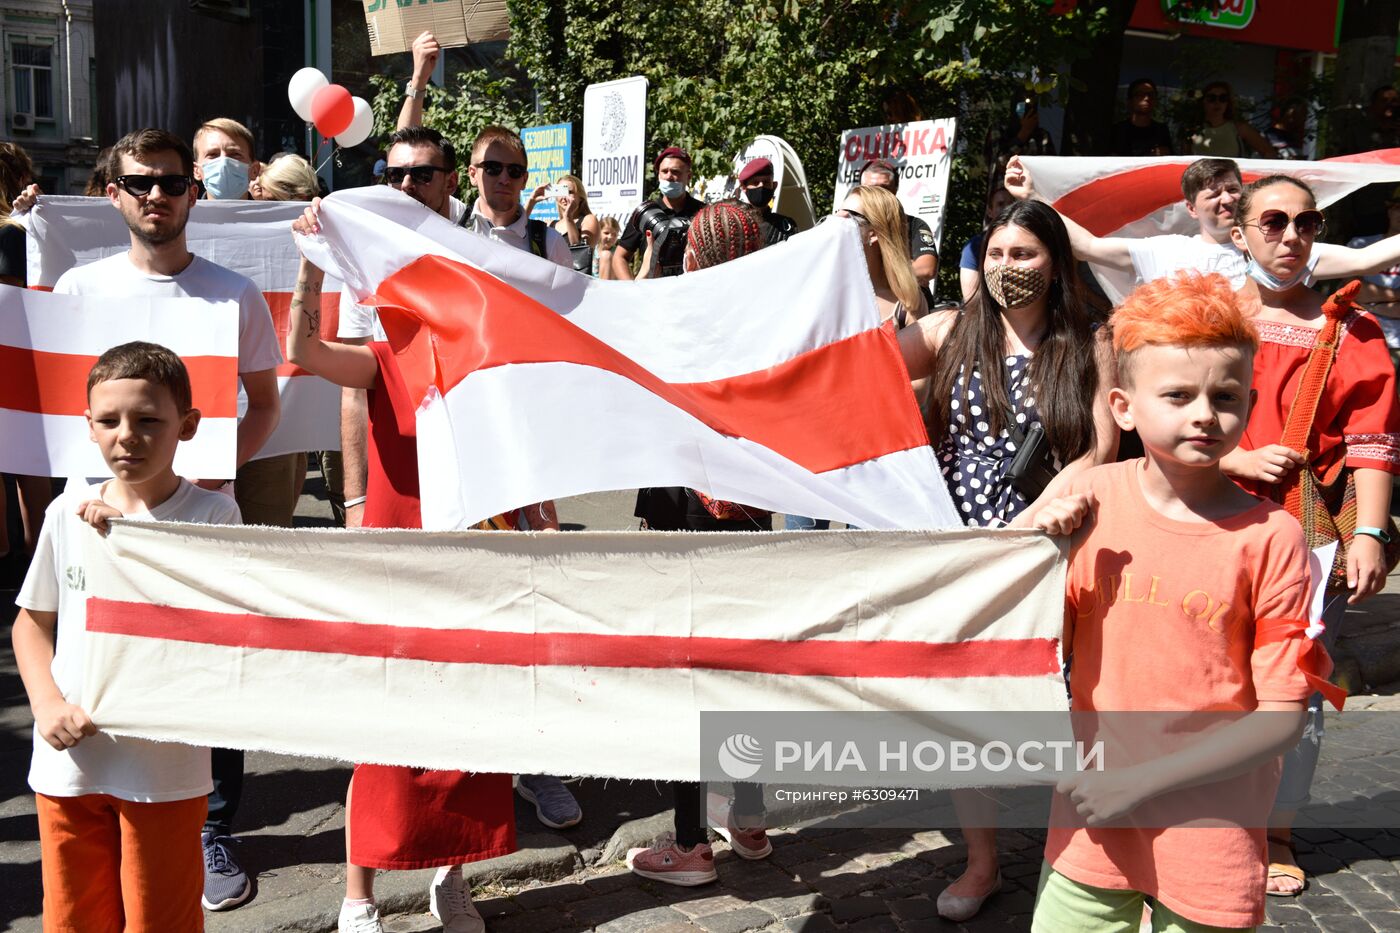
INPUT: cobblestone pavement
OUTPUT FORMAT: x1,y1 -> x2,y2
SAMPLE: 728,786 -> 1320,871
2,480 -> 1399,931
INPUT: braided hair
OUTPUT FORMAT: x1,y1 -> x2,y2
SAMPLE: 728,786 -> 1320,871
685,200 -> 763,269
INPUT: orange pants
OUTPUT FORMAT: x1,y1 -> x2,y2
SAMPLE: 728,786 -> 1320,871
36,792 -> 206,933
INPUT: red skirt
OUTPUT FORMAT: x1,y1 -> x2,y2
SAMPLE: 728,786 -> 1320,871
347,766 -> 515,870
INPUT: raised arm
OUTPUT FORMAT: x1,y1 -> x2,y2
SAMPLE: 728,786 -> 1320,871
287,258 -> 377,389
1314,234 -> 1400,280
395,31 -> 439,131
1003,156 -> 1135,272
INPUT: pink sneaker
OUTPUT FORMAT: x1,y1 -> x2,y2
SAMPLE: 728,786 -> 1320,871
626,841 -> 718,886
707,793 -> 772,860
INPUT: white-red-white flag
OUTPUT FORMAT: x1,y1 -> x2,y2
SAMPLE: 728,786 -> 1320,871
0,286 -> 237,477
26,196 -> 343,459
82,520 -> 1070,780
1020,149 -> 1400,302
299,188 -> 959,531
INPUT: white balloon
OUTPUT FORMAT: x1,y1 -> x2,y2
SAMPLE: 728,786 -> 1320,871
336,97 -> 375,149
288,67 -> 328,122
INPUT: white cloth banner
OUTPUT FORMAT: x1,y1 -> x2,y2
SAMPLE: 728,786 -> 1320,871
582,76 -> 649,222
297,188 -> 960,532
0,286 -> 237,477
26,196 -> 344,459
82,520 -> 1070,780
833,119 -> 957,246
1020,151 -> 1400,303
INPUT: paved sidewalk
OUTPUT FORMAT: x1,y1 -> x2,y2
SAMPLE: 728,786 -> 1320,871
2,477 -> 1399,931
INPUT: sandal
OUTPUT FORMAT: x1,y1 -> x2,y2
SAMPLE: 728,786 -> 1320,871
1267,833 -> 1305,897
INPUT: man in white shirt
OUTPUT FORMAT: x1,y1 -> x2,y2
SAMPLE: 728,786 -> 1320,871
52,127 -> 281,914
1004,155 -> 1400,291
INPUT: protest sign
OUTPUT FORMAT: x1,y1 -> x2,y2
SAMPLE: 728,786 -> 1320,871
582,76 -> 648,221
362,0 -> 508,56
521,122 -> 573,222
832,118 -> 957,246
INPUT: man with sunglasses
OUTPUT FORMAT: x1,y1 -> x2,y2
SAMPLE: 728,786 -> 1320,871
1004,155 -> 1400,292
52,128 -> 282,915
612,147 -> 704,280
461,125 -> 571,266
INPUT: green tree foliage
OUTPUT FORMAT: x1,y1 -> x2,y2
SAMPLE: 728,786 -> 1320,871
372,1 -> 1123,296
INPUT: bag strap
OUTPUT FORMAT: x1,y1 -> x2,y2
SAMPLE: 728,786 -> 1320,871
1279,280 -> 1361,456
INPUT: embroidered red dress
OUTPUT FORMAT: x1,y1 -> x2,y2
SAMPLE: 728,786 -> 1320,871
1238,311 -> 1400,499
347,342 -> 516,870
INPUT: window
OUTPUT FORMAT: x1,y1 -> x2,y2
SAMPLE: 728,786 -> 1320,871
12,40 -> 55,120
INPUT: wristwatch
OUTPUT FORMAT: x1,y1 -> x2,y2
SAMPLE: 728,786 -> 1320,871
404,82 -> 425,100
1355,526 -> 1393,545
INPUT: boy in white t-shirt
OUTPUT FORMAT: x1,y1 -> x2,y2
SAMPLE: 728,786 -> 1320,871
13,341 -> 241,932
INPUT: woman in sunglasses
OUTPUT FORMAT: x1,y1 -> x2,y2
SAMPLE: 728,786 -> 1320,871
837,185 -> 926,328
1188,81 -> 1275,159
1223,175 -> 1400,896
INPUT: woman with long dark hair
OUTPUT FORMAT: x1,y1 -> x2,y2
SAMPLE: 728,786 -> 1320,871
901,199 -> 1117,918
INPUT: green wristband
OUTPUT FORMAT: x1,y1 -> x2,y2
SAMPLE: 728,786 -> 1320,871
1355,526 -> 1393,545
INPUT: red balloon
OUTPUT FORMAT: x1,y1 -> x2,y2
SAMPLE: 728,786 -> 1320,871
310,84 -> 354,138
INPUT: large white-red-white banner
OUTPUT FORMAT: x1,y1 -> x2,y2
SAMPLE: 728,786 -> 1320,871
0,286 -> 237,477
82,520 -> 1069,779
1020,150 -> 1400,302
26,196 -> 343,459
299,187 -> 960,532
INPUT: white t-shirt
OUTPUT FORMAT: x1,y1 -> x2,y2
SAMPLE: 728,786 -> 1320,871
338,201 -> 572,340
53,251 -> 283,375
1128,234 -> 1319,290
19,481 -> 242,802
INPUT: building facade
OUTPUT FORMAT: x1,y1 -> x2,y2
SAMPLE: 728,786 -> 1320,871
0,0 -> 96,194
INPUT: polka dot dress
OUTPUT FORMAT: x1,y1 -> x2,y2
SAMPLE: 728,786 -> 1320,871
936,354 -> 1058,527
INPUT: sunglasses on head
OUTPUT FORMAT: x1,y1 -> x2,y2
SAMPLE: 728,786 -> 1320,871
1244,209 -> 1325,239
834,208 -> 869,225
385,164 -> 448,186
114,174 -> 192,197
474,160 -> 528,180
1203,92 -> 1230,103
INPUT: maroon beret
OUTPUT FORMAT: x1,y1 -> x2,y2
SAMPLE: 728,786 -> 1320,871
737,157 -> 774,184
653,146 -> 691,173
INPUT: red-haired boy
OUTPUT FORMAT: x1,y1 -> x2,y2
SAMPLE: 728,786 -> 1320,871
1023,272 -> 1334,930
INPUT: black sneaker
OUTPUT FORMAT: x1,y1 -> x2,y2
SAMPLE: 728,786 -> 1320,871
201,831 -> 252,910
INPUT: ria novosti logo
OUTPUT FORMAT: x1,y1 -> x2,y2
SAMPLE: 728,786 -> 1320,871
716,733 -> 764,780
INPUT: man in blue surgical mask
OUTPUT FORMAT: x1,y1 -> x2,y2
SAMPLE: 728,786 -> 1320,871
612,146 -> 704,280
193,118 -> 261,201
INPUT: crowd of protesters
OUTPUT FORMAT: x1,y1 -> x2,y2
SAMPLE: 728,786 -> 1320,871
6,28 -> 1400,933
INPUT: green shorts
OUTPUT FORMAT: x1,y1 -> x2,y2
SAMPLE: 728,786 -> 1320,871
1032,862 -> 1254,933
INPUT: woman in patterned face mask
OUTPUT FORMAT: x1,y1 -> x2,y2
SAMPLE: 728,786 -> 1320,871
919,198 -> 1118,921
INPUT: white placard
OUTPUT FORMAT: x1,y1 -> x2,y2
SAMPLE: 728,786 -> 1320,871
832,119 -> 957,246
582,76 -> 649,221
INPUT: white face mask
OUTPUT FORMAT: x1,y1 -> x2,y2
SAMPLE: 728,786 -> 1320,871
201,156 -> 250,200
1242,244 -> 1311,292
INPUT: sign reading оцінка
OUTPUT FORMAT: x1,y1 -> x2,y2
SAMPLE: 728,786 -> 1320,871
521,123 -> 573,223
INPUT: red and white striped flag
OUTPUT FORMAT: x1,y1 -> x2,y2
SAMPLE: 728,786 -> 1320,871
299,188 -> 960,531
0,285 -> 237,477
82,520 -> 1069,779
1020,150 -> 1400,302
26,196 -> 343,460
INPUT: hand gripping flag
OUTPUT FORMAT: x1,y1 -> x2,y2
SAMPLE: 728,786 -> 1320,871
1020,150 -> 1400,303
0,286 -> 237,477
297,187 -> 961,531
26,196 -> 345,460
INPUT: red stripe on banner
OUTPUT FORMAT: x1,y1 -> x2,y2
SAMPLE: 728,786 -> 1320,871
87,598 -> 1061,679
1322,148 -> 1400,166
374,256 -> 930,475
0,346 -> 239,417
263,291 -> 341,378
1053,164 -> 1269,238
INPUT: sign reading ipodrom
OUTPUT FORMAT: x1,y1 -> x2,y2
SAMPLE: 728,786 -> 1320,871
582,76 -> 648,221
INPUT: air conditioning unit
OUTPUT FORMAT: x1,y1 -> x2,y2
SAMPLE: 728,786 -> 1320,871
11,112 -> 33,131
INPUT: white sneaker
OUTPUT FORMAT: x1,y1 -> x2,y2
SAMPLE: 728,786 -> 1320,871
429,866 -> 485,933
338,900 -> 385,933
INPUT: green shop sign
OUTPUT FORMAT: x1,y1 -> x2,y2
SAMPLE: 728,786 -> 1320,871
1162,0 -> 1255,29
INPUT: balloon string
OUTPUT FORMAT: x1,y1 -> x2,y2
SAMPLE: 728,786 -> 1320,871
315,147 -> 338,174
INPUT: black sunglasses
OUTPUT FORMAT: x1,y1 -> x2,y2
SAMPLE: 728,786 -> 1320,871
115,174 -> 192,197
1203,92 -> 1230,104
1243,209 -> 1325,239
474,160 -> 528,180
385,164 -> 449,186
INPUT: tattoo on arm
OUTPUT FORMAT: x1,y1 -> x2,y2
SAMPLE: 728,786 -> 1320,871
293,278 -> 323,339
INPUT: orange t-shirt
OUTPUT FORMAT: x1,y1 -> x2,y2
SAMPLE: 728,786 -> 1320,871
1044,460 -> 1313,928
